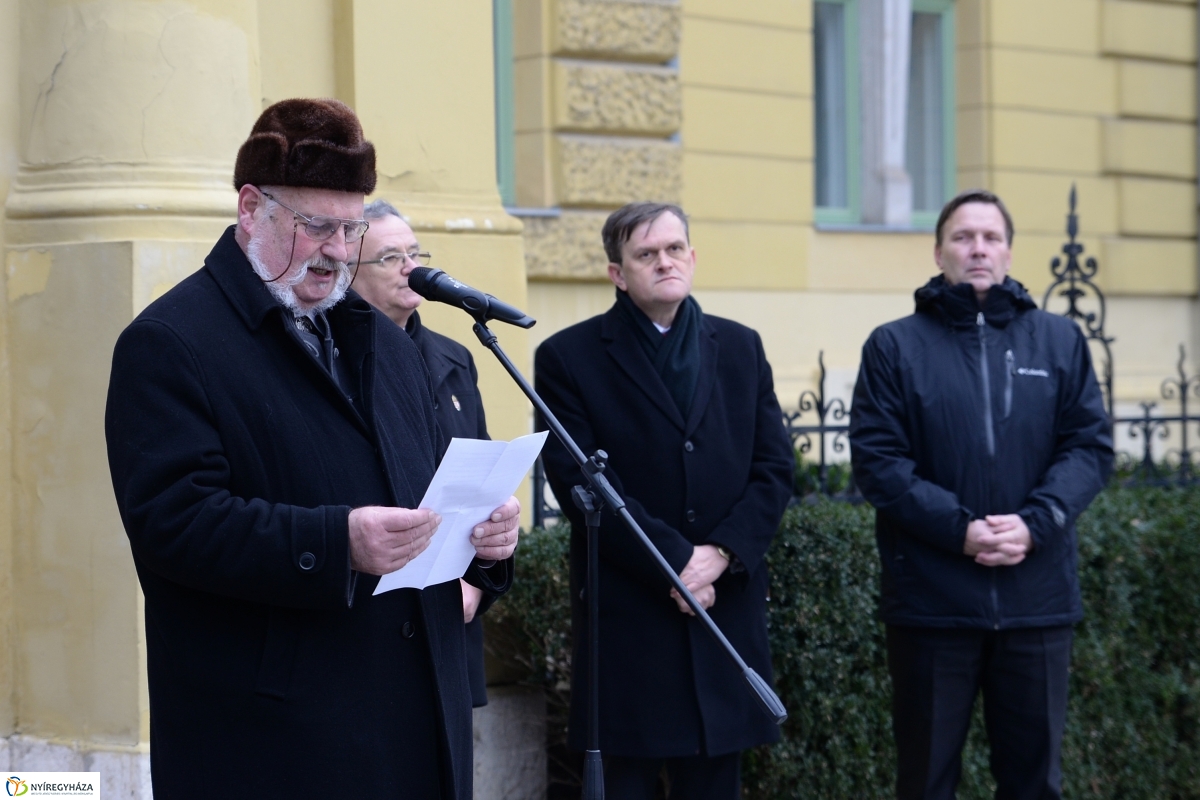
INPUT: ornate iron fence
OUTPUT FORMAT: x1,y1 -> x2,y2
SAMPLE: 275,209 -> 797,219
1043,186 -> 1115,421
1038,186 -> 1199,487
782,351 -> 857,502
1117,345 -> 1200,486
531,187 -> 1197,523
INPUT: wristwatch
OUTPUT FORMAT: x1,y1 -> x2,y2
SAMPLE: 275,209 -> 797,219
716,546 -> 732,561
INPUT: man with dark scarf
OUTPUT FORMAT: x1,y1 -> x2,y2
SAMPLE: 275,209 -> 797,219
850,190 -> 1113,800
535,202 -> 795,799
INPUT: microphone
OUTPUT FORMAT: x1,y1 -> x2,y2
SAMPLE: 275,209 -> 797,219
408,268 -> 536,329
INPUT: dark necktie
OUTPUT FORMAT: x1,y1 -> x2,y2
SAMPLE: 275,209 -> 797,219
295,314 -> 338,388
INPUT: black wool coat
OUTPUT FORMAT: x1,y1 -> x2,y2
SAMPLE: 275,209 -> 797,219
105,227 -> 509,800
407,310 -> 492,707
849,277 -> 1113,629
534,304 -> 794,758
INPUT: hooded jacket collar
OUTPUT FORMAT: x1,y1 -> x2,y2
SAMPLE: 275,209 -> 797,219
914,275 -> 1037,329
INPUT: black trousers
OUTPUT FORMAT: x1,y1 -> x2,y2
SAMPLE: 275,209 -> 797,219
603,751 -> 741,800
886,625 -> 1072,800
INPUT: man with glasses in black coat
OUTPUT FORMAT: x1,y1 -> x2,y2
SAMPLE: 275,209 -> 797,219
850,189 -> 1114,800
105,99 -> 520,799
351,198 -> 494,709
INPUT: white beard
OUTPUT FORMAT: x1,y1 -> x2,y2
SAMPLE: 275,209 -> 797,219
247,235 -> 353,316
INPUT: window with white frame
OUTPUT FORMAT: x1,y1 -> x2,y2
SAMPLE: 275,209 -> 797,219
907,0 -> 955,226
814,0 -> 859,224
814,0 -> 955,228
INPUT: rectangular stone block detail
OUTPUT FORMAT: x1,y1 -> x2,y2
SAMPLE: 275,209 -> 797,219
1119,177 -> 1197,237
683,152 -> 810,223
554,0 -> 681,62
1103,118 -> 1197,179
1101,0 -> 1196,63
991,110 -> 1100,173
554,60 -> 680,135
523,210 -> 611,279
472,686 -> 547,800
957,107 -> 990,170
990,49 -> 1115,116
684,86 -> 810,159
1100,236 -> 1198,295
683,0 -> 809,29
555,134 -> 682,206
1119,60 -> 1196,122
682,16 -> 809,95
689,220 -> 808,290
808,229 -> 938,292
991,0 -> 1099,54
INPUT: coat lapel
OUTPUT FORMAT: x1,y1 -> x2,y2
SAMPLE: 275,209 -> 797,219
417,338 -> 467,398
601,306 -> 687,432
329,297 -> 376,426
410,312 -> 450,396
684,320 -> 718,438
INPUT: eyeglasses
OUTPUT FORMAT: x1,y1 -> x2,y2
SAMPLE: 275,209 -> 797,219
352,251 -> 432,268
261,191 -> 370,243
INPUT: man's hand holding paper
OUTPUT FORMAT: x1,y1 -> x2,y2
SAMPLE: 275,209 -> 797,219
372,432 -> 548,594
470,496 -> 522,561
348,507 -> 443,575
349,497 -> 521,577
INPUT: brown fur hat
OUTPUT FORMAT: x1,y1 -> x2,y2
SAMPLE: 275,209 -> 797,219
233,98 -> 376,195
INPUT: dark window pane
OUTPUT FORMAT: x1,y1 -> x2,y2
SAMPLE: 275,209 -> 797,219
907,11 -> 944,212
815,2 -> 848,209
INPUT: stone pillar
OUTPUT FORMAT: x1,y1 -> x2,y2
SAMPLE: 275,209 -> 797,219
515,0 -> 682,280
0,0 -> 18,751
860,0 -> 913,226
3,2 -> 259,795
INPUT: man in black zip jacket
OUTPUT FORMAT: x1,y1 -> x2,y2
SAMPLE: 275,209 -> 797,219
849,189 -> 1113,800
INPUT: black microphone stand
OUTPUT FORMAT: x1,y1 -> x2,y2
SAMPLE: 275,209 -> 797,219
467,317 -> 787,800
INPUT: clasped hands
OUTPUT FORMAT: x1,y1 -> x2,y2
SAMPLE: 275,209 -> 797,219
963,514 -> 1031,567
348,496 -> 521,576
669,544 -> 729,616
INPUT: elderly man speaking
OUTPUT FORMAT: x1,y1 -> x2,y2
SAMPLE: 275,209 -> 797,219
104,99 -> 519,799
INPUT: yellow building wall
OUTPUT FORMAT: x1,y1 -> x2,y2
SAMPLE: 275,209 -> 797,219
526,0 -> 1198,428
682,1 -> 812,293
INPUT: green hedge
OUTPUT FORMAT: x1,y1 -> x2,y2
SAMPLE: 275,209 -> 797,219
488,485 -> 1200,798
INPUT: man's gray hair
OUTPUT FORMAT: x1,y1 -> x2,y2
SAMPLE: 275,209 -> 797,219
363,199 -> 403,222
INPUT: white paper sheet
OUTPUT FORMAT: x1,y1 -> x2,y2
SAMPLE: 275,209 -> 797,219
373,431 -> 549,594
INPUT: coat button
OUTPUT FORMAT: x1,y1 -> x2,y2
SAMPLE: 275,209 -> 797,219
402,621 -> 416,639
686,510 -> 696,522
298,552 -> 316,571
684,441 -> 694,452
